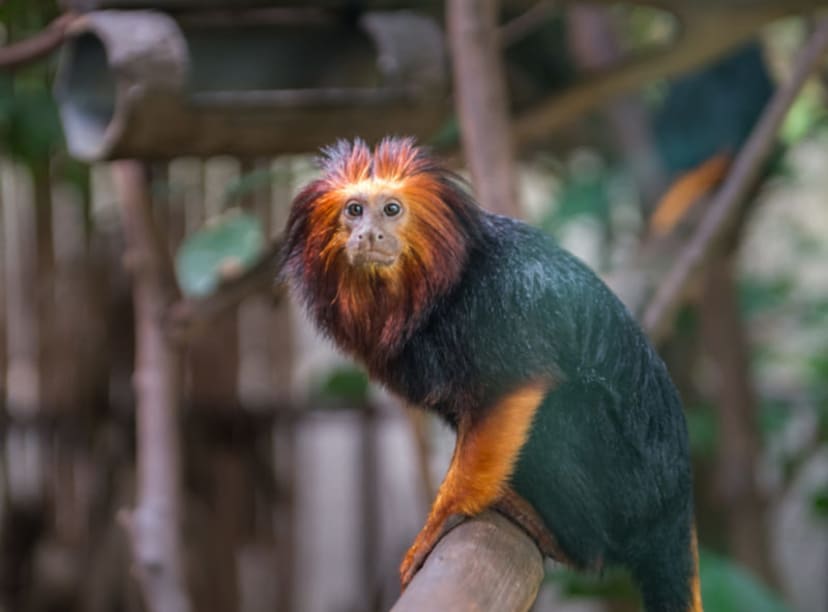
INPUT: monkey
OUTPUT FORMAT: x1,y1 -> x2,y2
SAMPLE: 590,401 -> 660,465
283,136 -> 701,612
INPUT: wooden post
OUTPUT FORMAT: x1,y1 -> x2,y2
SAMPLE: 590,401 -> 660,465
448,0 -> 520,217
391,512 -> 544,612
113,161 -> 191,612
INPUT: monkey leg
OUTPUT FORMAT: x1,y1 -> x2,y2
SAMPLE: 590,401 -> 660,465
493,487 -> 574,566
400,381 -> 550,589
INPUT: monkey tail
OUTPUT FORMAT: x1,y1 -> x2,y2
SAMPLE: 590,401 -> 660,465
633,520 -> 703,612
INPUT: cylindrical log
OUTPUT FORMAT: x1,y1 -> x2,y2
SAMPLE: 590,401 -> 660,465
392,511 -> 544,612
54,10 -> 448,161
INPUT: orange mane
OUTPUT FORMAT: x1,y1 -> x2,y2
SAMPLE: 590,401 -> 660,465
284,137 -> 483,362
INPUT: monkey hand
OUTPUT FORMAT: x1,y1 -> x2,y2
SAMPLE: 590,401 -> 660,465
399,514 -> 464,589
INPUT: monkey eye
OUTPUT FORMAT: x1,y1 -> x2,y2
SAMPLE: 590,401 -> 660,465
345,201 -> 363,217
383,201 -> 402,217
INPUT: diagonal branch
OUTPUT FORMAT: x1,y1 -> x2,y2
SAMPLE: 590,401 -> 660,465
642,17 -> 828,343
513,3 -> 808,149
0,13 -> 78,71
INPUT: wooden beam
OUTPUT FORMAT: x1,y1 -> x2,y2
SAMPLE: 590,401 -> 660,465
391,512 -> 544,612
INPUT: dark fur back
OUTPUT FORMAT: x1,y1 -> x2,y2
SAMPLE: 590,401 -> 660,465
378,213 -> 695,610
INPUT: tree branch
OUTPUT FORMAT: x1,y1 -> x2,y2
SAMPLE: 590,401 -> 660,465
113,161 -> 191,612
642,17 -> 828,342
0,13 -> 77,71
513,3 -> 812,149
391,512 -> 544,612
448,0 -> 520,216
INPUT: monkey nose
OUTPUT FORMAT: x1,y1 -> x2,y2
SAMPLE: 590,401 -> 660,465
357,230 -> 384,246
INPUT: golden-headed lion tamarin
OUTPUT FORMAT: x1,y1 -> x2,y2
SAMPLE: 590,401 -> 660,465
283,137 -> 701,612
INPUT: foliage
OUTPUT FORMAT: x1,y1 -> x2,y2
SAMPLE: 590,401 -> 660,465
541,152 -> 613,234
222,165 -> 292,206
0,1 -> 66,167
0,79 -> 63,162
175,210 -> 265,298
812,486 -> 828,518
686,402 -> 718,457
782,83 -> 828,145
547,550 -> 790,612
315,366 -> 370,406
699,552 -> 788,612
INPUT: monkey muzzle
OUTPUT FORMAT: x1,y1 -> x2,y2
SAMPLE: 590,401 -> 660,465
347,247 -> 398,267
346,228 -> 400,267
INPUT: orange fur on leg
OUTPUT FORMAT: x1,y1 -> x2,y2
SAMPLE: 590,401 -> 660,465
399,380 -> 550,588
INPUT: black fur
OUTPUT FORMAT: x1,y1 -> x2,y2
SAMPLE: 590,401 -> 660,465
284,163 -> 695,609
366,213 -> 694,611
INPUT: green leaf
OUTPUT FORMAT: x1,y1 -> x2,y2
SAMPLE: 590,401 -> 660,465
175,210 -> 264,298
739,277 -> 793,317
686,403 -> 718,458
545,551 -> 791,612
759,398 -> 792,437
550,174 -> 610,225
812,487 -> 828,518
428,116 -> 460,150
700,551 -> 789,612
316,366 -> 370,406
223,166 -> 291,206
4,88 -> 64,163
781,84 -> 827,145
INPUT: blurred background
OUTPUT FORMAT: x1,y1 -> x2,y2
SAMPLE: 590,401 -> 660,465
0,1 -> 827,611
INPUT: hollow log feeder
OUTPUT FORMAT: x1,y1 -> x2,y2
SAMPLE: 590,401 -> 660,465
391,512 -> 545,612
54,10 -> 448,160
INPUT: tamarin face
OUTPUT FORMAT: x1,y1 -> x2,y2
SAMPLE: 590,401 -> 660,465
338,183 -> 407,268
284,136 -> 483,357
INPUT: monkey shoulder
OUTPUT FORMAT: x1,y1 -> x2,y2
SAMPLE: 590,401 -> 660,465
387,214 -> 681,426
467,216 -> 679,404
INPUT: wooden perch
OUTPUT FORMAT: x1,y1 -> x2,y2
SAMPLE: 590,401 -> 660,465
392,511 -> 544,612
642,16 -> 828,343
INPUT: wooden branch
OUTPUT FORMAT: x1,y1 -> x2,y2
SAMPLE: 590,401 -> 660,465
166,238 -> 285,343
113,161 -> 191,612
513,2 -> 814,148
391,511 -> 544,612
448,0 -> 520,216
642,17 -> 828,342
700,255 -> 778,587
499,0 -> 556,47
0,13 -> 77,71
